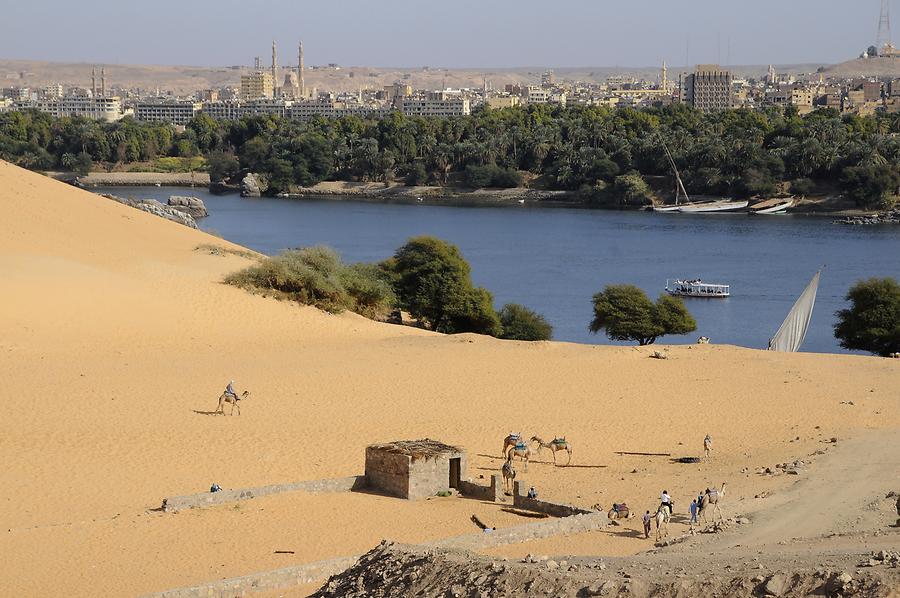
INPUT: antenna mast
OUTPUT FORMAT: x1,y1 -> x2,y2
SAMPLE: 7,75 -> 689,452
877,0 -> 892,50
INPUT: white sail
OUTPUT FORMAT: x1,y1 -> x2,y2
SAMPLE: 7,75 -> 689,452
768,271 -> 821,353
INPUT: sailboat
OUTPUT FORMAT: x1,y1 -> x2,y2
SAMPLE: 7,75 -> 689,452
652,142 -> 689,212
767,270 -> 821,352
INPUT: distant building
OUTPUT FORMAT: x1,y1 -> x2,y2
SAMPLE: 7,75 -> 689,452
485,96 -> 520,109
240,71 -> 274,100
41,84 -> 63,100
682,64 -> 734,112
16,95 -> 123,122
135,100 -> 201,125
525,86 -> 551,104
541,70 -> 555,88
399,96 -> 470,117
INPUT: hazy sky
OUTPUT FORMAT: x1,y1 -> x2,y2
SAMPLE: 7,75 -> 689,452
0,0 -> 890,68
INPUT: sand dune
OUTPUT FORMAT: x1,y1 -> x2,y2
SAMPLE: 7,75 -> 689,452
0,160 -> 897,597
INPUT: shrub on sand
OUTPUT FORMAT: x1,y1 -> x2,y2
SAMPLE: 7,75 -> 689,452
225,246 -> 395,318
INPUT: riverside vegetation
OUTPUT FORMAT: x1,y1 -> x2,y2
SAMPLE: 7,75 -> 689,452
226,237 -> 555,341
3,104 -> 900,208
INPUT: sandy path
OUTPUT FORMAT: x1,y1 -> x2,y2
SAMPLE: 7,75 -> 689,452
704,429 -> 900,548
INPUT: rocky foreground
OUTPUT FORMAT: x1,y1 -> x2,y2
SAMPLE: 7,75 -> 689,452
312,541 -> 900,598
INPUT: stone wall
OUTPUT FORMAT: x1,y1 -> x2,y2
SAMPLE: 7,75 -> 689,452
364,448 -> 410,499
432,510 -> 608,550
162,476 -> 366,513
140,555 -> 358,598
145,508 -> 608,597
512,481 -> 594,517
458,475 -> 501,502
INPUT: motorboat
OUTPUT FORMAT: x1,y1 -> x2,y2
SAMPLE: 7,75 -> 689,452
665,279 -> 730,298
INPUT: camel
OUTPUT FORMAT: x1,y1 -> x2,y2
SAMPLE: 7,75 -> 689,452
501,457 -> 516,494
699,482 -> 726,524
655,501 -> 673,542
530,436 -> 572,466
607,503 -> 632,520
502,433 -> 523,458
506,443 -> 531,470
216,390 -> 250,415
703,434 -> 713,459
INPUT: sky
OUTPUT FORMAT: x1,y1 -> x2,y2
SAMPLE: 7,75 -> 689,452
0,0 -> 891,68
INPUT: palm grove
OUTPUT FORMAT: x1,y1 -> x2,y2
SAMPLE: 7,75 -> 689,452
2,103 -> 900,208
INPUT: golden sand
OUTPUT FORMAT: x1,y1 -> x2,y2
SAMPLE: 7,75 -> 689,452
1,161 -> 897,596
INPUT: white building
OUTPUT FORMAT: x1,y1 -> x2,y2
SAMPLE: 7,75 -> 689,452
14,96 -> 123,122
399,97 -> 470,117
135,100 -> 201,125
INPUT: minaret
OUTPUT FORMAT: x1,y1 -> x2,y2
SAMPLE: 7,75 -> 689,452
100,67 -> 106,97
271,40 -> 278,98
298,40 -> 305,99
661,61 -> 668,92
91,66 -> 96,96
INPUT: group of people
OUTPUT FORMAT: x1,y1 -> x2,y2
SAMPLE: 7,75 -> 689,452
638,435 -> 715,539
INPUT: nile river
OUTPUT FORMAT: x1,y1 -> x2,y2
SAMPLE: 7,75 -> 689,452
97,186 -> 900,354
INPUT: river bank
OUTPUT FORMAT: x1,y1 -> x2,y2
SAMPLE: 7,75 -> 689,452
45,170 -> 210,187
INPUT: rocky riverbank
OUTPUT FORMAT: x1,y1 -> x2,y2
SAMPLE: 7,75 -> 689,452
101,193 -> 208,228
47,171 -> 210,187
273,180 -> 575,206
834,209 -> 900,225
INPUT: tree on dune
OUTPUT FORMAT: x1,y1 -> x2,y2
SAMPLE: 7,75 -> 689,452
834,277 -> 900,357
389,236 -> 501,336
498,303 -> 553,341
589,284 -> 696,345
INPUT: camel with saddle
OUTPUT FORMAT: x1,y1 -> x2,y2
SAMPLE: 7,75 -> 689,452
216,389 -> 250,415
506,442 -> 531,470
531,436 -> 572,466
699,483 -> 726,523
502,433 -> 523,457
501,457 -> 516,494
655,500 -> 674,542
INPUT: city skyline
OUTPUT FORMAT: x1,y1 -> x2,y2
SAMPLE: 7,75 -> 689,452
0,0 -> 893,69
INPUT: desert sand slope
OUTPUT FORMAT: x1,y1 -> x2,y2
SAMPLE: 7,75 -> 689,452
0,160 -> 898,597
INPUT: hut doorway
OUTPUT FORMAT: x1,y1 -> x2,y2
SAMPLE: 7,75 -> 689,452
449,458 -> 461,489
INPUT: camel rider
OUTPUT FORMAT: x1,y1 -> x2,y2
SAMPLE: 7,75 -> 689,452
660,490 -> 673,515
225,380 -> 237,399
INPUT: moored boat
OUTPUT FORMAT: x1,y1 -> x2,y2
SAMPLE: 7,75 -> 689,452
665,279 -> 730,298
677,200 -> 749,213
749,197 -> 795,215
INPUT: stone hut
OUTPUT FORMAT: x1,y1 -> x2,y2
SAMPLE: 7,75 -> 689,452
365,439 -> 466,500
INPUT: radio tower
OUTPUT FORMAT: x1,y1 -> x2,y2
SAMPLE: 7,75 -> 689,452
877,0 -> 892,51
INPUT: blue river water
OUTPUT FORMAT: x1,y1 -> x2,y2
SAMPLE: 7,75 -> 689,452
97,186 -> 900,354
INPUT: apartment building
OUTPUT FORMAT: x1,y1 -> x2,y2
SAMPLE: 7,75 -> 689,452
682,65 -> 734,112
135,100 -> 201,125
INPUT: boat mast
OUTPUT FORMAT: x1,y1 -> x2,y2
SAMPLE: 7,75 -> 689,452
662,141 -> 690,206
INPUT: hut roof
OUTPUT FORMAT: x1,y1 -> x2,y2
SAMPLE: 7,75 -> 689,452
368,439 -> 463,458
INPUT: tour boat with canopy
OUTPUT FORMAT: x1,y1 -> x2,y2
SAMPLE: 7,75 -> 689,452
665,279 -> 730,298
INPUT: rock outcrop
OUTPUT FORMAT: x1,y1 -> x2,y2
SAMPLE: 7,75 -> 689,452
102,194 -> 198,229
241,173 -> 265,197
167,195 -> 208,218
834,209 -> 900,225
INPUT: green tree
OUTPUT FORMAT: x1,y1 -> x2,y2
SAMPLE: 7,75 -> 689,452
840,164 -> 900,209
206,151 -> 240,183
834,278 -> 900,357
391,236 -> 500,335
74,151 -> 93,176
612,173 -> 653,207
589,284 -> 696,345
499,303 -> 553,341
